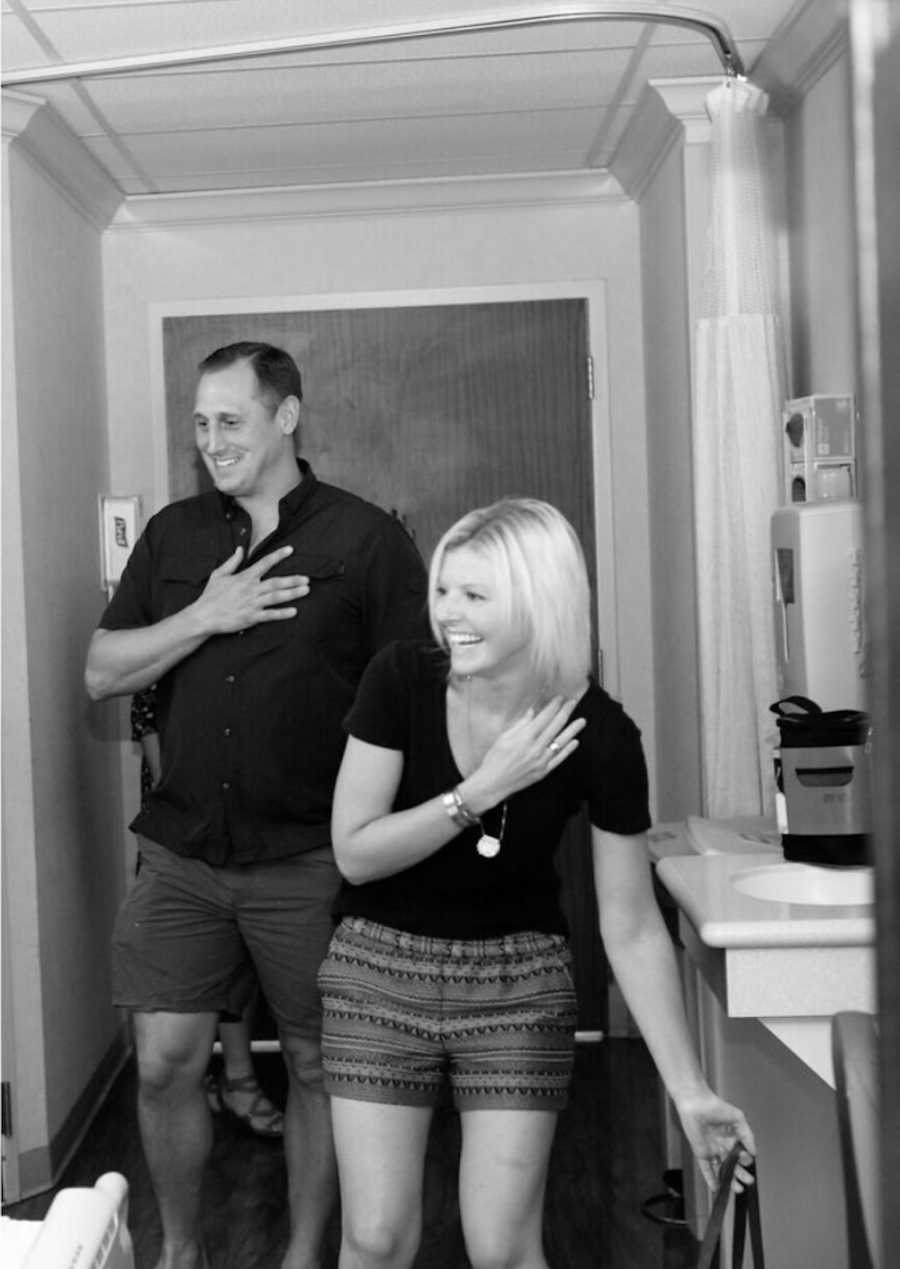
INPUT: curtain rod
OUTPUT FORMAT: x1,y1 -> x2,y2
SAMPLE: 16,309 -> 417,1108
1,2 -> 743,88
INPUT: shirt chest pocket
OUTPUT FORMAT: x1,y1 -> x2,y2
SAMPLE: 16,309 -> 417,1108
157,552 -> 221,616
155,550 -> 346,625
287,554 -> 349,639
290,554 -> 345,584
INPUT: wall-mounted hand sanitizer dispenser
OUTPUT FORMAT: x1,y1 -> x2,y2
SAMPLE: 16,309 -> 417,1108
771,499 -> 868,711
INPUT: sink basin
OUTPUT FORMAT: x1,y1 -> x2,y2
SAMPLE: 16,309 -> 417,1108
732,864 -> 874,907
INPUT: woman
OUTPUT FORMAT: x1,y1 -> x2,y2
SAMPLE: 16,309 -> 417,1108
319,498 -> 755,1269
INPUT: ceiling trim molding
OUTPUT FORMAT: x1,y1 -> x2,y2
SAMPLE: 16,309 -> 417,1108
2,90 -> 123,230
611,76 -> 718,201
651,76 -> 718,144
108,169 -> 628,231
750,0 -> 849,115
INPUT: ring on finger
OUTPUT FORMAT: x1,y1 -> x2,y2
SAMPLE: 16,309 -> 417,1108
548,740 -> 561,756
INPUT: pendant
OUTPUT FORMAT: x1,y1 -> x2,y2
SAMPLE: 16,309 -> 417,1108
476,833 -> 501,859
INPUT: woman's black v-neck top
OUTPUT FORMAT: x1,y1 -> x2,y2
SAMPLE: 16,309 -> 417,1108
332,640 -> 651,938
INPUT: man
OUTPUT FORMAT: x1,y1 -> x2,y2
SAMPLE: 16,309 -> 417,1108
85,341 -> 428,1269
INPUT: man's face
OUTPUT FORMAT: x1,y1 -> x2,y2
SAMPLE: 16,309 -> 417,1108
193,359 -> 292,500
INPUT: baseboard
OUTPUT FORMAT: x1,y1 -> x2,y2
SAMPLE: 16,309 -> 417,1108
15,1025 -> 132,1202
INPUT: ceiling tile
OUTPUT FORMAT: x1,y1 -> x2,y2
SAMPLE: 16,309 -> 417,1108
85,106 -> 595,183
0,13 -> 52,65
73,47 -> 635,137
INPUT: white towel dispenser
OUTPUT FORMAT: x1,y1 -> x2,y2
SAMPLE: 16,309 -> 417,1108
771,499 -> 868,711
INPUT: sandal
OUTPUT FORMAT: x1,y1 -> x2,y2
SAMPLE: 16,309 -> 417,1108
204,1072 -> 223,1115
215,1072 -> 284,1139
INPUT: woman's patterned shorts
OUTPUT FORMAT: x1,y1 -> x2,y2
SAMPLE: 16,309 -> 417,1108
318,916 -> 578,1110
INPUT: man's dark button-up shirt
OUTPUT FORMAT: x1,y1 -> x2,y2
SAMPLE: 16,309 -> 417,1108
100,462 -> 429,865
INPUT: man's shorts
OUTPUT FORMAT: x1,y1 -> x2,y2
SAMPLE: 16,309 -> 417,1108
318,917 -> 578,1111
112,837 -> 341,1038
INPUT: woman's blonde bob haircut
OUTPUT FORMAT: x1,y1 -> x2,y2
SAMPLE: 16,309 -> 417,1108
428,498 -> 593,699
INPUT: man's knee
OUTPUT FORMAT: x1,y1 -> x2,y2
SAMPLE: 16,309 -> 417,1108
133,1010 -> 217,1092
278,1026 -> 325,1090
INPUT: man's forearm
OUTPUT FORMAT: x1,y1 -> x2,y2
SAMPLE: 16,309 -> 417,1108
84,606 -> 209,700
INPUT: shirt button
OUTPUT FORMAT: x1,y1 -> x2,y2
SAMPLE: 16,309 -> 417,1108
224,728 -> 232,737
222,781 -> 231,791
225,674 -> 235,684
239,527 -> 248,536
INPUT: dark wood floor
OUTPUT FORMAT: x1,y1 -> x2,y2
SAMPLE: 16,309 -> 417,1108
6,1040 -> 699,1268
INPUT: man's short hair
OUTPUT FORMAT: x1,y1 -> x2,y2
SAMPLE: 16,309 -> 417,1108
198,342 -> 303,411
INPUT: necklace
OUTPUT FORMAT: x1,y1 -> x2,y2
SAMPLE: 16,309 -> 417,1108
475,802 -> 508,859
456,673 -> 511,859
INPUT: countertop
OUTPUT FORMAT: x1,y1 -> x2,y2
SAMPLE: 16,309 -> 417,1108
656,851 -> 876,948
653,827 -> 877,1083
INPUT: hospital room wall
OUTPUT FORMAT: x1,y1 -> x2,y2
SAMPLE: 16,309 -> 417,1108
3,157 -> 657,1190
2,139 -> 128,1194
100,186 -> 657,813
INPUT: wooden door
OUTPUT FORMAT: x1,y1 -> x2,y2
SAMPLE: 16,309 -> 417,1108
163,300 -> 605,1029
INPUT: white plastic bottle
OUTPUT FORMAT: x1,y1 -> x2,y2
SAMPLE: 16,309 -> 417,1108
22,1172 -> 134,1269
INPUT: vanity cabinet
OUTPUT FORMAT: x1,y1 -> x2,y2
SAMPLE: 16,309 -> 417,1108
657,851 -> 876,1269
682,957 -> 848,1268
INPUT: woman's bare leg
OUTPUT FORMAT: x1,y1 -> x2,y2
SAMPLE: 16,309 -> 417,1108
330,1097 -> 433,1269
458,1108 -> 559,1269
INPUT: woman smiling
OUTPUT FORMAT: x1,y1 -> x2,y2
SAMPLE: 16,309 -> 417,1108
319,497 -> 755,1269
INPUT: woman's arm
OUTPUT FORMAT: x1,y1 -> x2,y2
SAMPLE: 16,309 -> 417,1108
331,737 -> 463,883
591,827 -> 756,1189
331,698 -> 586,885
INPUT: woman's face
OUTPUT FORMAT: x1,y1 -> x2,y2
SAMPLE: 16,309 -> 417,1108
433,545 -> 530,680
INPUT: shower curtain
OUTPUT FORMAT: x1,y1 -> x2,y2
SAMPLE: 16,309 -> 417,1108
693,78 -> 785,818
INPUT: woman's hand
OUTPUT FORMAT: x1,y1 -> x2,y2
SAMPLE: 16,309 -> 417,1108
675,1090 -> 757,1192
468,696 -> 587,806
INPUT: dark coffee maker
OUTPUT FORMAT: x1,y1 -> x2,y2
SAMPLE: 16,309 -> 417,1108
771,696 -> 872,866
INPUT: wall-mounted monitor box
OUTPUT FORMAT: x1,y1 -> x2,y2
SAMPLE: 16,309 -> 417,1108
782,394 -> 857,504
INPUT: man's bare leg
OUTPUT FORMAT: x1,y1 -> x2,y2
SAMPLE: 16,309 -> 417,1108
134,1010 -> 219,1269
279,1030 -> 338,1269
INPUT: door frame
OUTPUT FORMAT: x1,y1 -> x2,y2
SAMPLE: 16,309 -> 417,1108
2,845 -> 22,1201
148,281 -> 620,695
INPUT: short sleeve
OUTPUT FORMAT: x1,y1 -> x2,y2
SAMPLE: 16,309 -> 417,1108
98,523 -> 156,630
584,695 -> 651,835
359,520 -> 429,656
343,641 -> 412,751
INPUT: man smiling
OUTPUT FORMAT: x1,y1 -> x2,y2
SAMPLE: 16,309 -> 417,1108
85,341 -> 428,1269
